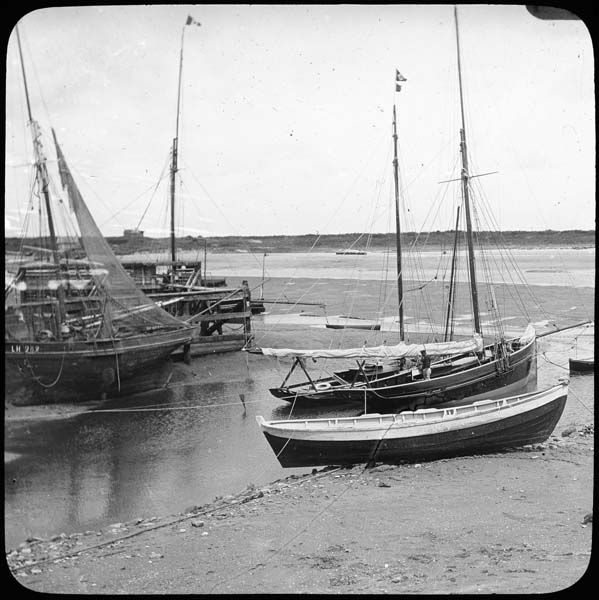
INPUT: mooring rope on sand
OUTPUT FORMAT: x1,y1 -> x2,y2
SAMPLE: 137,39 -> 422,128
539,351 -> 569,371
8,467 -> 341,573
564,386 -> 593,415
538,352 -> 593,414
207,409 -> 404,592
5,398 -> 264,421
207,464 -> 372,593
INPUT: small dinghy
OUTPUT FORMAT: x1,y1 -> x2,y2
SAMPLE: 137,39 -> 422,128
325,316 -> 381,331
257,382 -> 568,468
569,357 -> 594,374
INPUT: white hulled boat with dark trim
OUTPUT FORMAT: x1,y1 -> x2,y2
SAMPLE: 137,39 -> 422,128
257,381 -> 568,468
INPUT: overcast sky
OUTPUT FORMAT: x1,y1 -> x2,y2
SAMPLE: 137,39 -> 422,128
5,4 -> 594,238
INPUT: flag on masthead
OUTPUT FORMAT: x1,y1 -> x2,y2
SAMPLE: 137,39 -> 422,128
395,69 -> 407,92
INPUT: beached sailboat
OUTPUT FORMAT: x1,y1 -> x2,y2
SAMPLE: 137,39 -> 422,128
257,381 -> 569,468
251,7 -> 587,412
259,327 -> 537,412
4,26 -> 193,402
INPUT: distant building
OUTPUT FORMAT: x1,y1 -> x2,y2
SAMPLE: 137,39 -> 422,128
123,229 -> 144,240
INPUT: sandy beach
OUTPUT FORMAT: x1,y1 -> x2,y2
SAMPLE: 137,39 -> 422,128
7,415 -> 592,594
6,4 -> 594,594
6,268 -> 594,594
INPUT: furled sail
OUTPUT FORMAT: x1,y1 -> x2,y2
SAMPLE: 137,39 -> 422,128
519,324 -> 536,345
51,130 -> 188,335
258,334 -> 484,360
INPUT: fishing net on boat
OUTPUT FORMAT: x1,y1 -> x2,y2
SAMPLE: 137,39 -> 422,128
52,131 -> 188,336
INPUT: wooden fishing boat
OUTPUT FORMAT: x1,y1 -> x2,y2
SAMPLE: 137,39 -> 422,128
5,26 -> 192,402
259,329 -> 537,411
569,357 -> 594,373
252,7 -> 588,412
257,381 -> 568,468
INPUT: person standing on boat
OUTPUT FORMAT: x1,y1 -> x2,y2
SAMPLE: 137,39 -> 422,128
242,280 -> 251,298
421,349 -> 431,380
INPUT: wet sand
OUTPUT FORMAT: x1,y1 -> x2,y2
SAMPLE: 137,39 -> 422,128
7,417 -> 593,594
6,270 -> 594,593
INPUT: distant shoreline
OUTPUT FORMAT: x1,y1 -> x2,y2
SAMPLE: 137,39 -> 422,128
5,230 -> 595,257
117,245 -> 595,260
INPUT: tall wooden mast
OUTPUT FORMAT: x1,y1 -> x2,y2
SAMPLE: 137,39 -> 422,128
16,25 -> 66,332
392,104 -> 405,341
454,5 -> 481,334
170,25 -> 186,283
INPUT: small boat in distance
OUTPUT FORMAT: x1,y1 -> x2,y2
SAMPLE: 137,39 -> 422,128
325,315 -> 381,331
569,357 -> 594,374
257,381 -> 568,468
335,250 -> 367,255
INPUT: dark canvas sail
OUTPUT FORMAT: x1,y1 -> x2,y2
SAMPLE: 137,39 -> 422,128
51,129 -> 187,335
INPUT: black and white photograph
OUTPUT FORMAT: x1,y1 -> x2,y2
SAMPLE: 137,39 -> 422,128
5,4 -> 594,593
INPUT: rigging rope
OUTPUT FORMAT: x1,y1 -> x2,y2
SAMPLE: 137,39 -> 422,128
132,156 -> 171,232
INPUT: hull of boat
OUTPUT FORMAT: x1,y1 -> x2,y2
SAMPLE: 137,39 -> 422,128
259,384 -> 567,468
270,338 -> 536,411
172,332 -> 251,357
569,357 -> 594,373
5,329 -> 191,402
325,323 -> 381,331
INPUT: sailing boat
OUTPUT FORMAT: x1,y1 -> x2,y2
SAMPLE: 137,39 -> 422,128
118,16 -> 255,357
4,26 -> 193,403
251,7 -> 587,413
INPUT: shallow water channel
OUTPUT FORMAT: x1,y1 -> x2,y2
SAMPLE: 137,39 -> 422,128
4,249 -> 594,549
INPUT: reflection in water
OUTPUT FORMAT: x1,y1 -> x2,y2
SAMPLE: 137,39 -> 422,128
6,328 -> 594,549
9,360 -> 175,407
4,257 -> 595,550
5,359 -> 306,548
